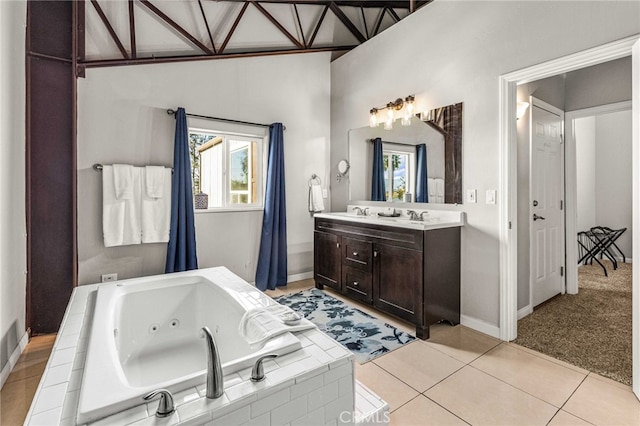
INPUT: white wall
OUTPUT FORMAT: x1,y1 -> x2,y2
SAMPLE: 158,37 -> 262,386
77,52 -> 330,285
0,0 -> 27,374
576,117 -> 597,233
594,111 -> 633,258
330,0 -> 640,329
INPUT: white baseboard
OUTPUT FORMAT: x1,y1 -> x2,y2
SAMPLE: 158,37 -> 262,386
517,305 -> 533,320
288,271 -> 313,283
460,315 -> 501,340
0,330 -> 29,389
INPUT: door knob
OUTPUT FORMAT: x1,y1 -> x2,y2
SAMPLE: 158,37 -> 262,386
533,200 -> 538,207
533,214 -> 546,221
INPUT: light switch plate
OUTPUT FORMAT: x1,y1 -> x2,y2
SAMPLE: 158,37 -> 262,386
322,189 -> 328,198
486,189 -> 496,204
466,189 -> 477,203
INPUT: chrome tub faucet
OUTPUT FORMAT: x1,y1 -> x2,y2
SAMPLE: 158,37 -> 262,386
201,326 -> 224,399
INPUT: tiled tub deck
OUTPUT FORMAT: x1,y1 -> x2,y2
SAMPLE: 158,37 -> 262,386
24,268 -> 357,425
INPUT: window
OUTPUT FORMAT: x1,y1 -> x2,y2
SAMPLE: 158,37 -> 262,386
189,128 -> 264,210
383,149 -> 413,202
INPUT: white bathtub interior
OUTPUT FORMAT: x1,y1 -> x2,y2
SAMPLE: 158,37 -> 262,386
78,272 -> 302,423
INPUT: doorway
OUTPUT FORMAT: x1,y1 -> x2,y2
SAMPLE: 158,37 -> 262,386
498,35 -> 640,399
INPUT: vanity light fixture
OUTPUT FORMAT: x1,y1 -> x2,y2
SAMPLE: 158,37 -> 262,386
516,101 -> 530,120
369,95 -> 416,130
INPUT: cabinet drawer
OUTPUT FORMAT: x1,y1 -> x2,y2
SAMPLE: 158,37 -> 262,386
342,266 -> 372,304
342,237 -> 373,271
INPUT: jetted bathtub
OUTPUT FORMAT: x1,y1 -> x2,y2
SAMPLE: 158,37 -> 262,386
77,268 -> 301,423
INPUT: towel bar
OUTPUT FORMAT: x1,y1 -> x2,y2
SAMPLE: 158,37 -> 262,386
308,174 -> 321,187
93,163 -> 173,173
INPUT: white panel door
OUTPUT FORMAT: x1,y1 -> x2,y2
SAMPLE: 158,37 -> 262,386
531,102 -> 565,307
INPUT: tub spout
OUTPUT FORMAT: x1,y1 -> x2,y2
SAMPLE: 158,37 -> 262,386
201,326 -> 224,399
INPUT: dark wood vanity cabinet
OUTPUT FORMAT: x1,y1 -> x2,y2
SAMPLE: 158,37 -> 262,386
314,217 -> 460,339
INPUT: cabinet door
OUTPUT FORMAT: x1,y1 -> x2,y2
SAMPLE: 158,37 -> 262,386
314,231 -> 341,290
374,243 -> 423,323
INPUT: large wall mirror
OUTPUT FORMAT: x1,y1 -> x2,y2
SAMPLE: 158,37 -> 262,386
348,102 -> 463,204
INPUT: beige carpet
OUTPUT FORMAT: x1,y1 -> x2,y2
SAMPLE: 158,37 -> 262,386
515,261 -> 632,385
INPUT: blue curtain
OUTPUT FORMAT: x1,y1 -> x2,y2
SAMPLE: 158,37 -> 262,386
165,107 -> 198,273
371,137 -> 386,201
416,144 -> 429,203
255,123 -> 287,291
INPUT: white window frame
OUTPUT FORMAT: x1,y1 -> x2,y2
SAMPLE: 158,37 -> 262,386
189,127 -> 267,212
382,143 -> 415,202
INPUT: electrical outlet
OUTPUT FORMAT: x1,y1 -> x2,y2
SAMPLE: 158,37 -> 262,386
101,273 -> 118,283
466,189 -> 477,203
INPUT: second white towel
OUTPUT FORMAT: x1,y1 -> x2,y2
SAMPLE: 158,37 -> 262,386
142,168 -> 172,243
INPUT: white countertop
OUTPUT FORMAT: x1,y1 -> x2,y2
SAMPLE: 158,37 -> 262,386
315,206 -> 464,231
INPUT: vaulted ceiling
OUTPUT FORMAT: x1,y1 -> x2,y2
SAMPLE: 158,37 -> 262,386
81,1 -> 432,68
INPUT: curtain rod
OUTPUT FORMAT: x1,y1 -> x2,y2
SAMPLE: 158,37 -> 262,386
368,138 -> 417,147
167,109 -> 286,131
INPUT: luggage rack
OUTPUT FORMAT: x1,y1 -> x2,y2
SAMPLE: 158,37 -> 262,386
577,226 -> 626,276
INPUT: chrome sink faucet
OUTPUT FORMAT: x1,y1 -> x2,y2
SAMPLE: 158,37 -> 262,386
406,210 -> 420,221
201,326 -> 224,399
352,207 -> 369,216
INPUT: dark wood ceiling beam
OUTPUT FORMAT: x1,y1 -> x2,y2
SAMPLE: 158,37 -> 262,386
79,45 -> 358,68
219,1 -> 249,54
308,4 -> 328,48
360,6 -> 368,39
293,4 -> 307,48
328,2 -> 366,43
372,7 -> 385,36
138,0 -> 214,55
128,0 -> 137,59
251,1 -> 304,49
387,7 -> 401,23
198,0 -> 217,54
213,1 -> 429,9
91,0 -> 130,59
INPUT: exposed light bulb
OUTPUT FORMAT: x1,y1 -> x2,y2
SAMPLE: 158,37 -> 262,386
386,103 -> 395,121
369,108 -> 378,127
401,96 -> 414,126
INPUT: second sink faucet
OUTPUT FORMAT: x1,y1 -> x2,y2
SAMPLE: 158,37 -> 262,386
406,210 -> 429,221
201,326 -> 224,399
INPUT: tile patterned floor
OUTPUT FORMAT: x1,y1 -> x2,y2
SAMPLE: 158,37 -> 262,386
267,279 -> 640,426
2,279 -> 639,426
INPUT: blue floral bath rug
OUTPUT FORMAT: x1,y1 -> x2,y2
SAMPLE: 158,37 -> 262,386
274,288 -> 416,363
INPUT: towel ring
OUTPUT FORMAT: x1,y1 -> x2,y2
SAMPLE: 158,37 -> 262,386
308,174 -> 321,187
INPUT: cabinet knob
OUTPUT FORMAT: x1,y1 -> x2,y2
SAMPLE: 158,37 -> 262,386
353,281 -> 359,286
353,251 -> 358,256
336,243 -> 340,248
373,251 -> 378,257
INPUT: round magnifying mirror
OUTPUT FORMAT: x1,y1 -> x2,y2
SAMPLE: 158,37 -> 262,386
337,159 -> 350,175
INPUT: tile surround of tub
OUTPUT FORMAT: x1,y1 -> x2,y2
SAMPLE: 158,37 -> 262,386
23,269 -> 356,425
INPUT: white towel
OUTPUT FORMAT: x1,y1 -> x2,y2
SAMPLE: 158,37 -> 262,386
113,164 -> 134,200
308,183 -> 325,212
145,166 -> 166,198
141,167 -> 172,243
428,178 -> 436,197
238,304 -> 316,346
435,178 -> 445,203
102,166 -> 142,247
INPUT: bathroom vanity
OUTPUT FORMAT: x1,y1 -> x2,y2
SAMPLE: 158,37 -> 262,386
314,208 -> 463,339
